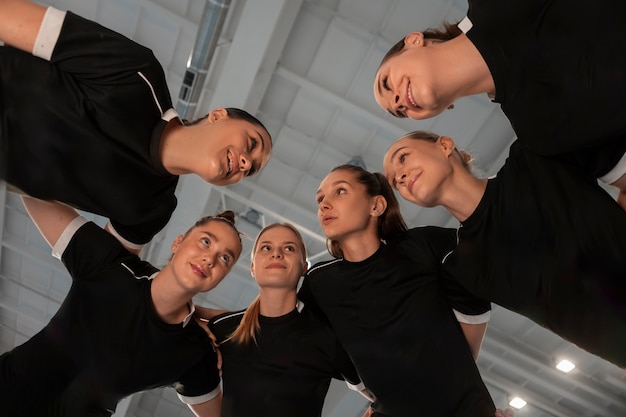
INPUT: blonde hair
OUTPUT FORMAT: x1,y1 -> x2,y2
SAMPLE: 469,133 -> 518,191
227,223 -> 307,346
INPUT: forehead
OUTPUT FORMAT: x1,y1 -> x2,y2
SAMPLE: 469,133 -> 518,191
318,170 -> 355,190
260,226 -> 298,241
196,221 -> 242,250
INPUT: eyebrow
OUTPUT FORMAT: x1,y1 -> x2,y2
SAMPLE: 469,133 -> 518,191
315,179 -> 351,196
201,231 -> 236,259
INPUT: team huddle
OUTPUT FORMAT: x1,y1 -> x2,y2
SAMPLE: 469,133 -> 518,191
1,0 -> 625,416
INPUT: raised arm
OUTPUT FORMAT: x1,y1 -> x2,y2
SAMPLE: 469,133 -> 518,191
21,196 -> 79,248
0,0 -> 47,53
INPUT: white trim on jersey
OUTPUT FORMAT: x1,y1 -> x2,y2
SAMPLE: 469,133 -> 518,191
454,309 -> 490,325
177,384 -> 221,405
33,7 -> 66,61
52,216 -> 88,260
106,222 -> 145,251
599,149 -> 626,184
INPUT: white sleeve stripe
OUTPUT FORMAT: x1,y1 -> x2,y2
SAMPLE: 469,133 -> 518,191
599,149 -> 626,184
346,381 -> 365,392
454,309 -> 490,324
33,7 -> 66,61
177,384 -> 221,405
105,222 -> 145,250
52,216 -> 88,260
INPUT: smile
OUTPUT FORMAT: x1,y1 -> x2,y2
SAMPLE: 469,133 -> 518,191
190,263 -> 207,278
226,151 -> 234,175
407,82 -> 418,108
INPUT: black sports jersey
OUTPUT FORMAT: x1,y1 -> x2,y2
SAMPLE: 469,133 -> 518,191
464,0 -> 626,177
209,303 -> 362,417
0,7 -> 179,246
442,141 -> 626,367
0,219 -> 220,417
299,227 -> 494,417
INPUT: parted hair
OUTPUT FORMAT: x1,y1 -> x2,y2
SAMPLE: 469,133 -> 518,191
399,130 -> 473,171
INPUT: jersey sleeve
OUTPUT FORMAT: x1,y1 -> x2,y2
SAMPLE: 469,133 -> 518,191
52,217 -> 134,281
406,226 -> 491,320
175,349 -> 222,405
108,205 -> 174,246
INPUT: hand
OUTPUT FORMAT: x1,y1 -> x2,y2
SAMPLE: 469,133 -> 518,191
495,407 -> 515,417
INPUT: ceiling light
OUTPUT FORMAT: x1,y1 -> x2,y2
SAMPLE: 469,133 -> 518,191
556,359 -> 576,373
509,397 -> 527,409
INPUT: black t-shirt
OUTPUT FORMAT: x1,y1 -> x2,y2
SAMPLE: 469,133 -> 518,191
299,227 -> 494,417
443,141 -> 626,367
0,8 -> 179,245
0,219 -> 220,417
209,303 -> 362,417
464,0 -> 626,177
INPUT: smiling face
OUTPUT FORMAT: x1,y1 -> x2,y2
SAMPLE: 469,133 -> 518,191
251,225 -> 307,290
199,110 -> 272,186
315,169 -> 379,243
373,33 -> 453,120
169,219 -> 243,294
383,136 -> 454,207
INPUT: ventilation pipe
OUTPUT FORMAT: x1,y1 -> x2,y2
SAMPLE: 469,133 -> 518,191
176,0 -> 232,120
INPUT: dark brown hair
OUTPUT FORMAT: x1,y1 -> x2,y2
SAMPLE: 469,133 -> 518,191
186,107 -> 272,145
326,164 -> 407,258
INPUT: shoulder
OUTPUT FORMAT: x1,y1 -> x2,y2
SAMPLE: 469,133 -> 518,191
306,258 -> 343,276
209,309 -> 245,341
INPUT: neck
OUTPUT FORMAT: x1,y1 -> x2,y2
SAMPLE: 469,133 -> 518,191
159,120 -> 198,175
338,225 -> 381,262
258,289 -> 298,317
439,168 -> 488,222
150,269 -> 194,324
429,34 -> 495,99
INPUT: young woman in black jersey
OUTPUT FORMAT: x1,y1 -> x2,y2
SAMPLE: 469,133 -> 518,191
0,0 -> 273,251
384,131 -> 626,368
200,223 -> 369,417
0,197 -> 244,417
299,164 -> 497,417
372,0 -> 626,208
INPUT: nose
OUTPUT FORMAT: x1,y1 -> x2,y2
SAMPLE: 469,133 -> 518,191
271,248 -> 283,258
239,154 -> 251,172
396,171 -> 407,186
318,196 -> 331,211
203,254 -> 215,268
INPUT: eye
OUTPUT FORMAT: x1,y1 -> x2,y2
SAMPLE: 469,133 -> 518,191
336,187 -> 346,196
220,254 -> 232,265
399,152 -> 408,163
382,76 -> 390,91
316,195 -> 324,204
284,245 -> 295,252
249,136 -> 258,152
201,237 -> 211,247
260,244 -> 271,251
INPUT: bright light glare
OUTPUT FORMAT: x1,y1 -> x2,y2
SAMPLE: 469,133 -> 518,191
556,359 -> 575,373
509,397 -> 527,409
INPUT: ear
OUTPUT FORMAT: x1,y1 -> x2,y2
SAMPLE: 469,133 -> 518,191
250,262 -> 256,279
170,235 -> 184,254
300,260 -> 309,276
207,108 -> 228,124
404,32 -> 425,48
438,136 -> 456,157
371,195 -> 388,218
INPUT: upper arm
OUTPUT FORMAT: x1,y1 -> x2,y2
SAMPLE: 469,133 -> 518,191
459,322 -> 488,361
0,0 -> 47,53
21,196 -> 80,248
187,392 -> 222,417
